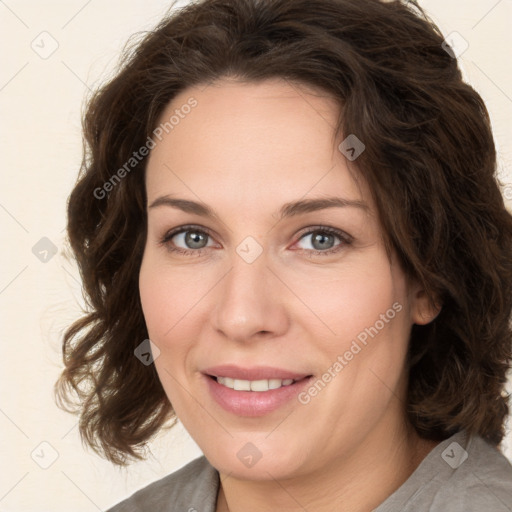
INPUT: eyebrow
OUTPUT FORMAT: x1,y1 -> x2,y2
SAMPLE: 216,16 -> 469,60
148,195 -> 369,220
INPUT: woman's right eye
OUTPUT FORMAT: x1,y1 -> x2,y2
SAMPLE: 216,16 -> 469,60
159,226 -> 215,256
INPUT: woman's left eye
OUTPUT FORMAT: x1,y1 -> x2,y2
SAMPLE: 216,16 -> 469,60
159,225 -> 352,257
294,227 -> 352,256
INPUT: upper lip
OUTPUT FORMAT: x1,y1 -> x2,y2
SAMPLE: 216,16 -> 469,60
203,365 -> 311,381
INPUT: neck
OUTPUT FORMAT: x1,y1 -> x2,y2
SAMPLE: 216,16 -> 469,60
216,420 -> 438,512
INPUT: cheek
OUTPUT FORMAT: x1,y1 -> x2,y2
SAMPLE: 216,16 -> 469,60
289,258 -> 412,403
139,257 -> 184,380
139,253 -> 203,339
138,254 -> 212,386
288,258 -> 407,344
139,270 -> 169,339
139,259 -> 193,409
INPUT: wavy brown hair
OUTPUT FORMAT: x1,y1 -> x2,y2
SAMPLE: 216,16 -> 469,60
54,0 -> 512,466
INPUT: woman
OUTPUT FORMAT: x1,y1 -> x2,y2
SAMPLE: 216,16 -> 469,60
54,0 -> 512,510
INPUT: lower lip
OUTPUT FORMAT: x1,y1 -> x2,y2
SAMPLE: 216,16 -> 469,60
204,375 -> 313,417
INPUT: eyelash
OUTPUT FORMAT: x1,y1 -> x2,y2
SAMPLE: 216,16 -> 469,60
158,224 -> 353,258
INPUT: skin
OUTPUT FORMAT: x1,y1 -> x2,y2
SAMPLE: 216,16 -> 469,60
139,78 -> 440,512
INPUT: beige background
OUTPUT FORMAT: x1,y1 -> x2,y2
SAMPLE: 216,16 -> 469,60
0,1 -> 511,510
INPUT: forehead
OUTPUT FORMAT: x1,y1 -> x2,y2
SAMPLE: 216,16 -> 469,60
145,78 -> 370,215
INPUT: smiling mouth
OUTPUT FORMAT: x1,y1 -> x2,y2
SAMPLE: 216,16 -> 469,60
204,369 -> 314,416
208,375 -> 312,392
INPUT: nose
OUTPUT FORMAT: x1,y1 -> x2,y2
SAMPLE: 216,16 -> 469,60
211,248 -> 290,344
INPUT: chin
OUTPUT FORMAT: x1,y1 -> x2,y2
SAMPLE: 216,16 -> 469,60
201,435 -> 311,481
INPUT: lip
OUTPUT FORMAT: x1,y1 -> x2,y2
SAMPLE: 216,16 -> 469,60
203,364 -> 310,381
202,365 -> 313,417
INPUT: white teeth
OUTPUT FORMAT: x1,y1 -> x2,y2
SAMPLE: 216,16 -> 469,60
268,379 -> 282,390
216,377 -> 296,391
233,379 -> 251,391
223,377 -> 234,388
250,379 -> 269,392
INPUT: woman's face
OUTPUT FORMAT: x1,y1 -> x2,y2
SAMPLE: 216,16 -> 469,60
139,78 -> 432,481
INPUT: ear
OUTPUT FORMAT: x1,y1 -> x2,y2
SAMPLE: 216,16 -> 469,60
410,282 -> 442,326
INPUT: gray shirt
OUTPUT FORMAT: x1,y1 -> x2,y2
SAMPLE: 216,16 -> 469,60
106,430 -> 512,511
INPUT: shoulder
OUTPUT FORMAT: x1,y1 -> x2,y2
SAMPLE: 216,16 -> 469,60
105,456 -> 219,512
431,434 -> 512,511
375,430 -> 512,512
